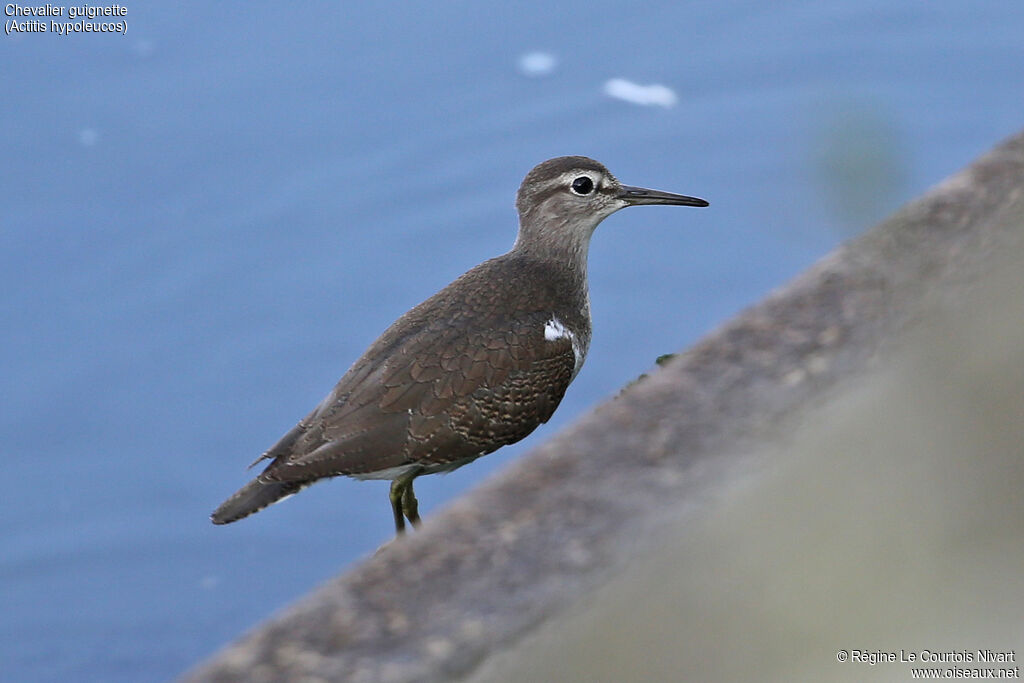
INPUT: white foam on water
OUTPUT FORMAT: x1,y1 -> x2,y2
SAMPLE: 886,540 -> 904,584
603,78 -> 678,108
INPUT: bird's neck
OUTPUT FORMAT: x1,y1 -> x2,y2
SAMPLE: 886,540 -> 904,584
506,231 -> 593,336
511,214 -> 595,281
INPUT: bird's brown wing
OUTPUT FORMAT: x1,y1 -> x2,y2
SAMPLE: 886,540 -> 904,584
257,309 -> 577,483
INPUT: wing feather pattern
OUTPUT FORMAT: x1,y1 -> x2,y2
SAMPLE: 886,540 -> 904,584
259,308 -> 576,484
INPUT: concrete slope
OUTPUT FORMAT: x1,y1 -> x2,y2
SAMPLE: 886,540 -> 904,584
184,130 -> 1024,683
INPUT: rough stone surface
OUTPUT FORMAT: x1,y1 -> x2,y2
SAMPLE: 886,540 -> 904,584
182,130 -> 1024,683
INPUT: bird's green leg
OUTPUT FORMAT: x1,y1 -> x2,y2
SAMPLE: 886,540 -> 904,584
389,470 -> 421,535
389,479 -> 407,535
402,479 -> 421,529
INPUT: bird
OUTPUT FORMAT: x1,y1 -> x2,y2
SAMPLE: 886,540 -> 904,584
211,156 -> 708,535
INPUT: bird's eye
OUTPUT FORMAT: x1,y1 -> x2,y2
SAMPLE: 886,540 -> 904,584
570,176 -> 595,195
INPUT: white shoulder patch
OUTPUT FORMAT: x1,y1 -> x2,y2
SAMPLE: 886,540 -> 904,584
544,317 -> 570,341
544,316 -> 586,379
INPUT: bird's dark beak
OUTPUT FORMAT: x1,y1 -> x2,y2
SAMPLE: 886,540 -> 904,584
618,185 -> 709,207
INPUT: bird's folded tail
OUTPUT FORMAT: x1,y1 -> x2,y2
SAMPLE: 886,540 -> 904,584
210,478 -> 309,525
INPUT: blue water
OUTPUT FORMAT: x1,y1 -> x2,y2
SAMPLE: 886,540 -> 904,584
2,2 -> 1023,680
